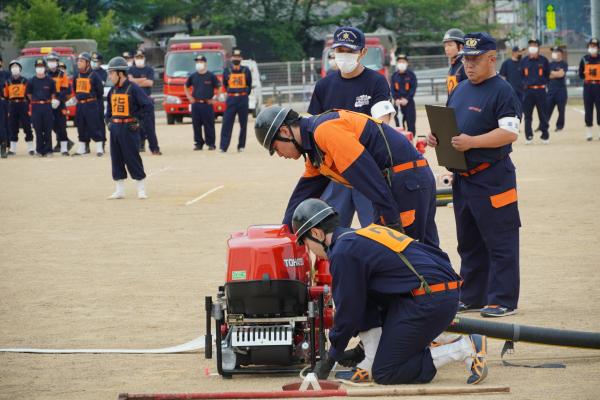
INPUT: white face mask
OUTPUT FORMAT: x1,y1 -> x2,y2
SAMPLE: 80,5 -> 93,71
195,62 -> 206,71
127,61 -> 133,67
11,66 -> 20,76
396,62 -> 408,72
328,58 -> 337,68
48,61 -> 58,69
91,61 -> 98,69
134,59 -> 145,68
528,46 -> 539,55
551,52 -> 558,60
334,52 -> 360,74
35,67 -> 45,75
589,47 -> 599,56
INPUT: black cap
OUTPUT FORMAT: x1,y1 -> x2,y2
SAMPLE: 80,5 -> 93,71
528,38 -> 540,45
58,61 -> 66,68
35,58 -> 46,67
551,47 -> 563,53
195,55 -> 207,62
134,49 -> 145,58
332,26 -> 365,51
396,53 -> 408,61
511,46 -> 520,52
589,38 -> 599,46
122,51 -> 132,59
92,52 -> 103,61
232,48 -> 242,57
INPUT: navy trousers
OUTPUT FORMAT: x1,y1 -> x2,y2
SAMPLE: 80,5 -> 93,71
523,88 -> 549,140
0,99 -> 7,145
31,104 -> 54,155
52,107 -> 68,143
453,157 -> 521,309
140,101 -> 160,152
110,122 -> 146,181
192,102 -> 216,148
98,99 -> 106,141
220,95 -> 248,151
400,99 -> 416,135
76,101 -> 103,143
583,84 -> 600,127
547,89 -> 567,130
8,101 -> 33,142
371,290 -> 458,385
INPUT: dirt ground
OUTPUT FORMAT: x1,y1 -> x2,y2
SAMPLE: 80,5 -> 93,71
1,105 -> 599,400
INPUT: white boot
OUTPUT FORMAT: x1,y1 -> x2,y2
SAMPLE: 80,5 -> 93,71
26,141 -> 35,155
107,180 -> 125,199
430,335 -> 474,370
60,141 -> 69,155
95,141 -> 104,156
136,179 -> 147,199
586,127 -> 593,141
76,142 -> 87,155
9,141 -> 17,154
355,327 -> 382,375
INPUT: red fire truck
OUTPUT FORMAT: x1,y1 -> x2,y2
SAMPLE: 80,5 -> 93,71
321,32 -> 396,78
163,35 -> 236,125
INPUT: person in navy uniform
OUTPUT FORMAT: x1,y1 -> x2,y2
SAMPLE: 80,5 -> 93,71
185,55 -> 220,151
520,38 -> 550,144
122,51 -> 134,68
443,28 -> 467,95
255,106 -> 439,248
308,26 -> 396,229
128,49 -> 161,155
499,46 -> 524,113
92,52 -> 108,147
0,54 -> 9,158
580,38 -> 600,141
546,47 -> 568,132
26,58 -> 57,157
46,52 -> 72,156
71,52 -> 105,156
219,48 -> 252,152
428,33 -> 521,318
391,54 -> 417,134
4,60 -> 34,156
106,57 -> 153,200
293,199 -> 488,385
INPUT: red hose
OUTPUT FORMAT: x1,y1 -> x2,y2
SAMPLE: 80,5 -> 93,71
119,389 -> 348,399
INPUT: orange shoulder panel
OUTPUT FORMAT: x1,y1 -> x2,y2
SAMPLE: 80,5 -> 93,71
302,158 -> 321,178
313,111 -> 368,173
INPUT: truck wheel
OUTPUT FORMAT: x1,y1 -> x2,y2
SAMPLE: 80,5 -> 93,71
175,116 -> 183,124
167,114 -> 175,125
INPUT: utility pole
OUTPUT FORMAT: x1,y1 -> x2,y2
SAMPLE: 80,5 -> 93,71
592,0 -> 600,38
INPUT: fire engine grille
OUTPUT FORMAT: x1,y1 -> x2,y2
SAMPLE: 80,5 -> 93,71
230,325 -> 293,346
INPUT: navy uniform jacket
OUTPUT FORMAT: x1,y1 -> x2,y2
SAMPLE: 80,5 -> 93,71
106,79 -> 153,123
309,68 -> 390,116
447,75 -> 520,169
391,70 -> 417,100
73,69 -> 104,101
26,75 -> 56,101
579,54 -> 600,82
4,76 -> 29,101
282,110 -> 423,228
520,55 -> 549,87
447,55 -> 467,94
185,71 -> 221,100
93,67 -> 108,85
548,60 -> 568,93
327,226 -> 458,360
47,69 -> 70,104
223,65 -> 252,95
0,70 -> 10,99
128,65 -> 154,96
499,59 -> 523,96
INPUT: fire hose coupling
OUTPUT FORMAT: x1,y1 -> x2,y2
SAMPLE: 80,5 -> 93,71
211,302 -> 224,320
308,301 -> 316,318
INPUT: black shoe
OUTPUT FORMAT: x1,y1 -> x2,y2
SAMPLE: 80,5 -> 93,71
151,150 -> 162,155
458,302 -> 483,313
0,143 -> 6,158
337,342 -> 365,368
480,305 -> 517,317
53,144 -> 61,153
208,146 -> 216,151
7,151 -> 15,156
96,152 -> 103,157
29,150 -> 35,156
61,151 -> 70,157
194,144 -> 203,151
67,140 -> 74,151
555,127 -> 563,132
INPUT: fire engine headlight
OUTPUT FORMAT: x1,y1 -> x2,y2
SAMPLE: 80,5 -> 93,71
166,95 -> 182,104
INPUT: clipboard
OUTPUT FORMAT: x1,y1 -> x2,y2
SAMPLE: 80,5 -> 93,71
425,105 -> 467,170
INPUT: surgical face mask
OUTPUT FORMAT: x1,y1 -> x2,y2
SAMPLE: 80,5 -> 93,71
396,62 -> 408,72
134,59 -> 145,68
91,61 -> 98,69
334,52 -> 360,74
11,66 -> 20,76
195,62 -> 206,71
35,67 -> 45,75
589,47 -> 599,56
528,46 -> 539,55
551,52 -> 558,60
127,60 -> 133,67
48,61 -> 58,69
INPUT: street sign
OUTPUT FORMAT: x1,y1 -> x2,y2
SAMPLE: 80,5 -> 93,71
546,4 -> 556,31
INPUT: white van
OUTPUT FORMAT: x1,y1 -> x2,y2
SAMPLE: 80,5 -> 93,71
241,59 -> 263,117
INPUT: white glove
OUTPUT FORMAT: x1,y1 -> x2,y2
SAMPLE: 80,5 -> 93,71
188,103 -> 192,112
65,97 -> 77,107
51,99 -> 60,109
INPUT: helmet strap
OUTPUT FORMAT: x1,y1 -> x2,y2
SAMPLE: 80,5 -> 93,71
306,233 -> 328,253
276,124 -> 306,160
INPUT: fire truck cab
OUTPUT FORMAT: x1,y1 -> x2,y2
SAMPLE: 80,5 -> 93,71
163,35 -> 236,125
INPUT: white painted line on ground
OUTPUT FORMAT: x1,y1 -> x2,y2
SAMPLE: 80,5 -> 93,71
147,166 -> 172,178
185,185 -> 225,206
572,107 -> 585,115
